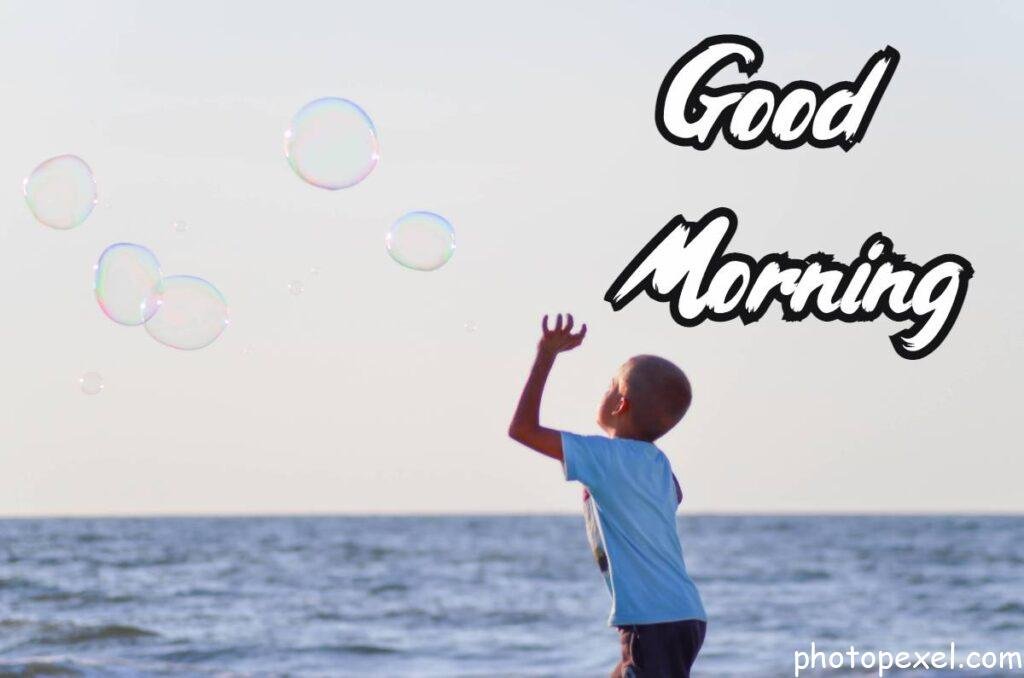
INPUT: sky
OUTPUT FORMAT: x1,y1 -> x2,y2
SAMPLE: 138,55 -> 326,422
1,1 -> 1021,516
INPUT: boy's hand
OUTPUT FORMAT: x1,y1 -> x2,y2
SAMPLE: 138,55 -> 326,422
538,313 -> 587,356
509,313 -> 586,462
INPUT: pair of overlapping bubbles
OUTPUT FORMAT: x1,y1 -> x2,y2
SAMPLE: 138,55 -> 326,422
94,244 -> 228,350
284,97 -> 456,272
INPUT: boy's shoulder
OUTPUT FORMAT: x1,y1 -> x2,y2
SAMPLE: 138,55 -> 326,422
562,431 -> 667,465
563,432 -> 683,503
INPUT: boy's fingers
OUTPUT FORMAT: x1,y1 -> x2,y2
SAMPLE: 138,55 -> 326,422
555,314 -> 563,332
542,315 -> 550,333
565,314 -> 574,332
579,323 -> 588,338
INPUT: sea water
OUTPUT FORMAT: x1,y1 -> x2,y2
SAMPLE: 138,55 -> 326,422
1,516 -> 1021,677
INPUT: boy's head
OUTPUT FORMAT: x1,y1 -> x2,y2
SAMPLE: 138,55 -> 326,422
597,355 -> 692,442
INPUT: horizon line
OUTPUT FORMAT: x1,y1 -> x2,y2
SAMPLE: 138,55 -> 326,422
1,509 -> 1022,520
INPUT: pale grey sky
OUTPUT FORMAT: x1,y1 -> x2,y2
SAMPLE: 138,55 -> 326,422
1,1 -> 1021,515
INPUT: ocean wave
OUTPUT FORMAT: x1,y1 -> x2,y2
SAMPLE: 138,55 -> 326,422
0,578 -> 50,593
963,600 -> 1024,616
273,643 -> 401,658
995,601 -> 1024,615
790,568 -> 831,582
990,621 -> 1024,631
155,647 -> 249,664
334,643 -> 399,656
27,591 -> 135,607
701,568 -> 831,584
0,655 -> 224,678
74,534 -> 105,544
0,658 -> 82,677
35,623 -> 157,646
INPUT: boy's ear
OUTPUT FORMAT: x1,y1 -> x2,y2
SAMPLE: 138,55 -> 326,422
613,396 -> 629,416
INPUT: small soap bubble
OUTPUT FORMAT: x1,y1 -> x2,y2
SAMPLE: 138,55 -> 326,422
464,320 -> 478,333
94,243 -> 164,326
284,97 -> 379,190
386,211 -> 456,271
23,155 -> 98,229
309,266 -> 321,277
144,275 -> 229,350
288,280 -> 304,296
79,372 -> 104,395
173,220 -> 188,233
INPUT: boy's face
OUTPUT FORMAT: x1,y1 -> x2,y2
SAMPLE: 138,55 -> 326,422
597,374 -> 626,434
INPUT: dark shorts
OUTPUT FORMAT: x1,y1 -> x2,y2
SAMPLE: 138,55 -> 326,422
612,619 -> 706,678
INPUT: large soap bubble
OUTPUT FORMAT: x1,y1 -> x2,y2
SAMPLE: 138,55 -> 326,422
94,243 -> 164,326
143,275 -> 229,350
386,211 -> 456,271
23,155 -> 98,229
284,97 -> 379,190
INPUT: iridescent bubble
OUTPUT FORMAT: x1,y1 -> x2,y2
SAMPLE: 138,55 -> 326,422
284,97 -> 379,190
288,280 -> 304,296
79,372 -> 104,395
143,275 -> 229,350
94,243 -> 164,326
386,211 -> 456,271
23,155 -> 98,229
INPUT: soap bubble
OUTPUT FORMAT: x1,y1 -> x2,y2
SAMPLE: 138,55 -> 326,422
386,211 -> 456,271
464,320 -> 478,333
94,243 -> 164,326
79,372 -> 104,395
144,275 -> 229,350
284,97 -> 379,190
173,220 -> 187,233
23,155 -> 98,229
309,266 -> 321,277
288,280 -> 304,296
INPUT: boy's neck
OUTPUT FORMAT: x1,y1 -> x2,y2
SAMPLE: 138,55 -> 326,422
607,425 -> 657,443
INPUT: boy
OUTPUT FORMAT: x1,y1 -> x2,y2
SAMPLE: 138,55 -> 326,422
508,313 -> 707,678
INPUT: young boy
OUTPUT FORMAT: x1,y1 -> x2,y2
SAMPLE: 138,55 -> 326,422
508,313 -> 706,678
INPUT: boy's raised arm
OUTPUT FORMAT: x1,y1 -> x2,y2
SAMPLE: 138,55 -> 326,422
507,313 -> 587,461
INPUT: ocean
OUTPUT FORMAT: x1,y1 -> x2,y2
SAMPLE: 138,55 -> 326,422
1,516 -> 1022,677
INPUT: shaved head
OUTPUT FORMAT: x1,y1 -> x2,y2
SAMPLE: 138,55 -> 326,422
618,355 -> 692,440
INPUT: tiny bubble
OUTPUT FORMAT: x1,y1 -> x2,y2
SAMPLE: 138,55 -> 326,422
79,371 -> 104,395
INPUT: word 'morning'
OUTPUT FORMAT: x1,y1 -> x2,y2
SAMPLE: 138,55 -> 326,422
656,35 -> 900,151
605,208 -> 973,359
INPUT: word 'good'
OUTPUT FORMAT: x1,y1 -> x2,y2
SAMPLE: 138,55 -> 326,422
604,208 -> 973,360
656,35 -> 900,151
